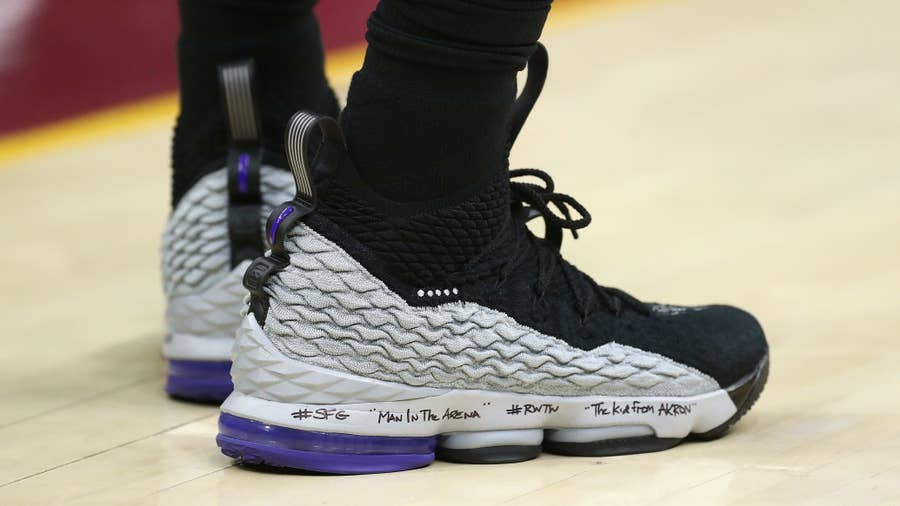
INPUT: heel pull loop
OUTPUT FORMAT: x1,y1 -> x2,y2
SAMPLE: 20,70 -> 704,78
246,111 -> 345,326
284,110 -> 344,204
266,110 -> 342,252
508,42 -> 549,149
220,61 -> 261,142
219,60 -> 265,267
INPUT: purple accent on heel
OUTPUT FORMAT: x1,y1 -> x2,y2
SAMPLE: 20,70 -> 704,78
165,360 -> 233,403
236,153 -> 250,194
217,413 -> 436,474
268,205 -> 294,243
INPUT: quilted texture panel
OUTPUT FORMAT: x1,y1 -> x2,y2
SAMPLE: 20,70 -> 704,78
231,316 -> 449,404
166,263 -> 249,338
161,166 -> 294,297
261,224 -> 719,397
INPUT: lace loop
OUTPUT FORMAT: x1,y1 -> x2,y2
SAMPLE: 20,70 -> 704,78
505,169 -> 650,319
510,169 -> 591,248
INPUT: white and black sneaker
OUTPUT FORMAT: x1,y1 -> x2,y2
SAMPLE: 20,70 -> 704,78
216,45 -> 769,473
161,61 -> 293,402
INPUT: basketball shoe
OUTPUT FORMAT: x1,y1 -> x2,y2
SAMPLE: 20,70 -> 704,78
161,62 -> 293,402
216,45 -> 769,472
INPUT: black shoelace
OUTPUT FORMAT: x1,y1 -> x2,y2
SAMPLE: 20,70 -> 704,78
476,43 -> 647,320
506,169 -> 649,321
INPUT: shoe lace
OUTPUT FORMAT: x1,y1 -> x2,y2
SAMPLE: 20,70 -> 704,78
469,42 -> 648,321
505,168 -> 649,320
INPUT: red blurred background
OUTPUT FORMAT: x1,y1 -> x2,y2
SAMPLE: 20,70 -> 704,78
0,0 -> 376,136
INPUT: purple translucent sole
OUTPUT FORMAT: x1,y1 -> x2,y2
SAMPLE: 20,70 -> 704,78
217,413 -> 436,474
165,360 -> 233,403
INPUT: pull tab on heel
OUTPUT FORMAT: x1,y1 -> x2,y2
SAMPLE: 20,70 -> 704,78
508,42 -> 548,150
243,111 -> 345,326
219,61 -> 265,267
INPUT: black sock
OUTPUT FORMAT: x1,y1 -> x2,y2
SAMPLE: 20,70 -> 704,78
171,0 -> 340,206
340,0 -> 552,202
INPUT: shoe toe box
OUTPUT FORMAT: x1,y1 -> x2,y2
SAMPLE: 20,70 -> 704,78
645,303 -> 768,388
591,303 -> 768,389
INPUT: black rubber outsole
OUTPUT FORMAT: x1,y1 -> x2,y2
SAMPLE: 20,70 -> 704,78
438,445 -> 543,464
542,435 -> 682,457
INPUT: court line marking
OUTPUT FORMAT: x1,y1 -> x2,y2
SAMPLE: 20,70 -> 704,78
0,412 -> 217,489
0,376 -> 160,430
152,464 -> 236,496
0,0 -> 650,167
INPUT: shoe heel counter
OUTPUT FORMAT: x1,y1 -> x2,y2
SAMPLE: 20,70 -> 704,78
161,169 -> 231,298
164,262 -> 248,345
162,166 -> 295,298
232,314 -> 445,404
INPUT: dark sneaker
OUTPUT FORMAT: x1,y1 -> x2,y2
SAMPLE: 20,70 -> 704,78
216,44 -> 769,473
161,61 -> 292,402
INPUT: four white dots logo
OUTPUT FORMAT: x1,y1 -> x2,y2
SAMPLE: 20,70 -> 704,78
417,288 -> 459,298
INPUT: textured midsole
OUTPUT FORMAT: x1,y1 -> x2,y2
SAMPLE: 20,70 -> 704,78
221,386 -> 736,440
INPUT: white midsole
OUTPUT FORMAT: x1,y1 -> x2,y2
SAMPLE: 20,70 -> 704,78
220,386 -> 736,439
163,333 -> 234,361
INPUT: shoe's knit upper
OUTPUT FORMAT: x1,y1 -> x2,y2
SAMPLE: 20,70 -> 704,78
317,169 -> 511,288
162,166 -> 293,297
304,157 -> 767,388
263,223 -> 719,397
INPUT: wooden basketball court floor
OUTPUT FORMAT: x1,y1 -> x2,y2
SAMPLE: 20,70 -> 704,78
2,0 -> 899,504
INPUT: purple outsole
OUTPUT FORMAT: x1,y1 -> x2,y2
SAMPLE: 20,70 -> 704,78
217,413 -> 436,474
165,360 -> 233,403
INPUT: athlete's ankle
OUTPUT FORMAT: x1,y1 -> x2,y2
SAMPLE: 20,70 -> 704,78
171,0 -> 338,207
340,0 -> 552,203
